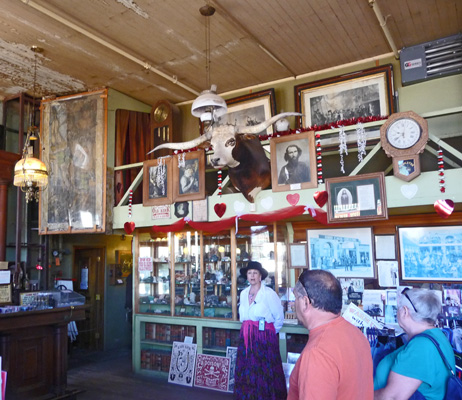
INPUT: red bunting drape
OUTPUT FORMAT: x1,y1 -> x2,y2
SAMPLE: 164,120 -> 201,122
150,205 -> 328,234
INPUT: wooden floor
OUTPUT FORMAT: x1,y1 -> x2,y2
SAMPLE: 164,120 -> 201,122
66,347 -> 234,400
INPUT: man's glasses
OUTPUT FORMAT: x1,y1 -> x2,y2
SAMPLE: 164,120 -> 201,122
295,279 -> 311,304
401,287 -> 418,313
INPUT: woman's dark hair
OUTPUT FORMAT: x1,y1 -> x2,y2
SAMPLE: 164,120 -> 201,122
298,269 -> 342,314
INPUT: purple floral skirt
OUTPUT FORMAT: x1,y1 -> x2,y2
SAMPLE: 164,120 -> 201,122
234,320 -> 287,400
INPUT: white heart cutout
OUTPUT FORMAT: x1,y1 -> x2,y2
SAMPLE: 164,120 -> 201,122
260,197 -> 273,210
401,184 -> 418,199
234,201 -> 246,214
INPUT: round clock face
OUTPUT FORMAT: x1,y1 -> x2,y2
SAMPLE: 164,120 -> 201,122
153,104 -> 169,123
386,118 -> 422,150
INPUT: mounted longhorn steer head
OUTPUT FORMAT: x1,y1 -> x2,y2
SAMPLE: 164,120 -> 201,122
148,112 -> 301,203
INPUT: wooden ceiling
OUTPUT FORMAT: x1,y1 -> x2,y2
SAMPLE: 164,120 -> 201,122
0,0 -> 460,106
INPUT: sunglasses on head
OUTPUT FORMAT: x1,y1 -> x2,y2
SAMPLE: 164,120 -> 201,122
401,287 -> 418,313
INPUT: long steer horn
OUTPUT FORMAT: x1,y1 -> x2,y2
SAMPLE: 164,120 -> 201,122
147,129 -> 212,155
238,112 -> 302,135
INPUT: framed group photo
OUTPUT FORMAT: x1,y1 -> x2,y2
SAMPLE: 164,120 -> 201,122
294,65 -> 394,128
398,226 -> 462,282
325,172 -> 388,223
172,150 -> 205,202
217,88 -> 276,136
270,131 -> 317,192
142,157 -> 173,206
307,227 -> 375,278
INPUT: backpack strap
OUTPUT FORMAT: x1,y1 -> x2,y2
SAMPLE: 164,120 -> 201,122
414,333 -> 456,377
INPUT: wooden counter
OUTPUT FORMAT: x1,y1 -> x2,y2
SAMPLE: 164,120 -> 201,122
0,305 -> 87,399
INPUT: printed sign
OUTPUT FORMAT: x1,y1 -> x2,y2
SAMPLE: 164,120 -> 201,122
138,257 -> 153,272
152,205 -> 170,220
168,342 -> 197,387
194,353 -> 230,392
226,347 -> 237,392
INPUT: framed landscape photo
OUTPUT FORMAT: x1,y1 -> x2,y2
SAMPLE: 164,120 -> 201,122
289,243 -> 308,268
325,172 -> 388,223
173,150 -> 205,202
307,227 -> 375,278
217,88 -> 276,136
270,131 -> 317,192
295,65 -> 394,128
398,226 -> 462,282
142,157 -> 173,206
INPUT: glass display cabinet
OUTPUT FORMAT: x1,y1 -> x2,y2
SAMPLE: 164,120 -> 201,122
137,233 -> 171,315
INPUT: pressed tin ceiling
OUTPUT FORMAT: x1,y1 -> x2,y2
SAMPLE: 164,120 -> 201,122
0,0 -> 460,106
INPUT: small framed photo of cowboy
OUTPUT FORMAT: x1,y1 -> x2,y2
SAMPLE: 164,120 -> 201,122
270,131 -> 317,192
142,157 -> 173,206
172,150 -> 206,202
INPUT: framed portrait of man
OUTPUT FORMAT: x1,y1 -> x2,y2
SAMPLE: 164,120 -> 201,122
142,157 -> 173,206
173,150 -> 205,202
270,131 -> 317,192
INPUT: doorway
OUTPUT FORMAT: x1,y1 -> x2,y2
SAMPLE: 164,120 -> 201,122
73,247 -> 105,351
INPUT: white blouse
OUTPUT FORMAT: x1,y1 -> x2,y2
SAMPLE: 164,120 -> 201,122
239,283 -> 284,333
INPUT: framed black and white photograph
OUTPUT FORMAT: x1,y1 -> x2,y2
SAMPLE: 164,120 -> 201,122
325,172 -> 388,223
375,235 -> 396,260
142,157 -> 173,206
288,243 -> 308,268
295,65 -> 394,128
173,150 -> 205,202
218,88 -> 276,136
174,201 -> 189,219
398,226 -> 462,282
270,131 -> 317,192
307,227 -> 375,278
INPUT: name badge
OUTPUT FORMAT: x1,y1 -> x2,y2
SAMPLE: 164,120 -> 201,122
259,319 -> 265,331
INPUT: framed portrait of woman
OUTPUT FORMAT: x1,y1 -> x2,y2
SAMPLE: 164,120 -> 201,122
142,157 -> 173,206
173,150 -> 206,202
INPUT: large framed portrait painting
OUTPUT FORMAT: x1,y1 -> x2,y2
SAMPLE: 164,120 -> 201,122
270,131 -> 317,192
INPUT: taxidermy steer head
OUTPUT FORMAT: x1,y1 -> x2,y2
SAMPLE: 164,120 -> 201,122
149,112 -> 301,203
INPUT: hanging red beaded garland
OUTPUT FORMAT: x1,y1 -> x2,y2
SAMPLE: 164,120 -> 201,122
217,168 -> 222,196
438,147 -> 445,193
315,133 -> 323,183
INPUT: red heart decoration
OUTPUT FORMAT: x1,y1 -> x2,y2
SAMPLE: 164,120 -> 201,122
313,191 -> 328,208
214,203 -> 226,218
434,199 -> 454,219
124,221 -> 135,234
286,193 -> 300,206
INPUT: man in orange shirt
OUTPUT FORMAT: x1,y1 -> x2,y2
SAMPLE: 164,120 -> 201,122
288,270 -> 373,400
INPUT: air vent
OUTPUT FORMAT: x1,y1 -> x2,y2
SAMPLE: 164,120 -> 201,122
400,34 -> 462,85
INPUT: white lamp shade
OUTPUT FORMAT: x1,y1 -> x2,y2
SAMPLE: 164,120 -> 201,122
191,85 -> 227,120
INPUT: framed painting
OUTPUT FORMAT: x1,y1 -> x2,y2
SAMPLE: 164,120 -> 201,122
398,226 -> 462,282
142,157 -> 173,206
307,227 -> 375,278
295,65 -> 394,128
325,172 -> 388,223
39,89 -> 107,234
217,88 -> 276,135
173,150 -> 205,202
270,131 -> 317,192
288,243 -> 308,268
115,250 -> 133,278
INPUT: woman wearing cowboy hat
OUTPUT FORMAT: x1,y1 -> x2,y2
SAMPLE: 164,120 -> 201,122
234,261 -> 286,399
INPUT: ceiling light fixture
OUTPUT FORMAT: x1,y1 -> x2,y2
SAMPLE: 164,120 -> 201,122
13,45 -> 49,203
191,4 -> 227,128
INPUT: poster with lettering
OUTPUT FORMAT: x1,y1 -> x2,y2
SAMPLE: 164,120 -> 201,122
168,342 -> 197,387
226,346 -> 237,392
194,354 -> 230,392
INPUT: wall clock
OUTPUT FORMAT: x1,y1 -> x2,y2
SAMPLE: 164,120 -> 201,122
380,111 -> 428,182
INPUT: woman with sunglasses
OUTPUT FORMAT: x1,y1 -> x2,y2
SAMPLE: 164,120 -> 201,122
374,288 -> 455,400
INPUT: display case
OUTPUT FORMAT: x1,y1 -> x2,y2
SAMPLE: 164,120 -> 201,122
137,234 -> 171,315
